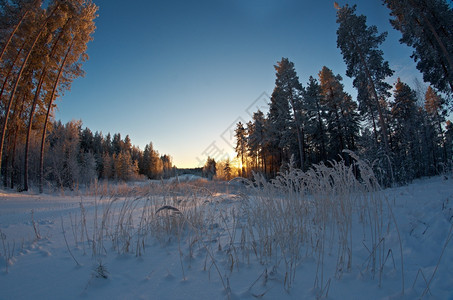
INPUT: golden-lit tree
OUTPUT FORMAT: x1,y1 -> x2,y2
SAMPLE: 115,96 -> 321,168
0,0 -> 97,191
424,86 -> 448,163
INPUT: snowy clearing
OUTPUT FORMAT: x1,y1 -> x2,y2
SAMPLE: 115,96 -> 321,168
0,173 -> 452,300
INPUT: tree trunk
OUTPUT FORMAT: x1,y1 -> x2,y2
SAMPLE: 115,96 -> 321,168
3,90 -> 25,188
23,20 -> 69,191
3,136 -> 10,188
349,31 -> 394,184
369,105 -> 379,145
0,40 -> 27,109
0,1 -> 37,63
10,121 -> 21,189
436,117 -> 448,165
0,4 -> 60,187
288,93 -> 304,170
420,8 -> 453,84
315,101 -> 327,161
350,34 -> 390,153
39,39 -> 74,193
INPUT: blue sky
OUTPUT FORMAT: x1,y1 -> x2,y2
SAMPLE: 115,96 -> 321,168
56,0 -> 424,168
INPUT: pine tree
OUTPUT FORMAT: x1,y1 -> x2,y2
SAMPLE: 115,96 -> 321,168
424,86 -> 448,165
235,121 -> 247,177
202,156 -> 216,180
267,85 -> 292,174
161,154 -> 174,178
390,78 -> 420,181
303,76 -> 327,164
384,0 -> 453,95
336,4 -> 394,157
38,0 -> 98,192
223,157 -> 232,181
0,1 -> 56,185
318,66 -> 360,161
273,58 -> 305,169
45,120 -> 81,189
445,121 -> 453,163
247,110 -> 266,173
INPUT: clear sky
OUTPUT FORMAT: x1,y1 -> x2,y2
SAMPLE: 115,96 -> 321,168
55,0 -> 425,168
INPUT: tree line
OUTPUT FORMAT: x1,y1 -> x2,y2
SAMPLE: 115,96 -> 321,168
0,0 -> 98,192
235,2 -> 453,185
13,119 -> 176,190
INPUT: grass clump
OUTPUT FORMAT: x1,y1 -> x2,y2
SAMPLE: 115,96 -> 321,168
239,151 -> 388,295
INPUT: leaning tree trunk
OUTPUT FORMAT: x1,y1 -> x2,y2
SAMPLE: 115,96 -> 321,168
409,0 -> 453,88
39,39 -> 74,193
0,40 -> 27,109
3,91 -> 25,187
0,0 -> 37,63
23,20 -> 70,191
0,4 -> 60,187
349,31 -> 394,184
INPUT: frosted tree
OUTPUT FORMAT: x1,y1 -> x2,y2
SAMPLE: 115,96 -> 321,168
303,76 -> 327,164
113,151 -> 137,181
273,58 -> 305,169
0,0 -> 97,191
223,157 -> 232,181
38,0 -> 98,192
23,2 -> 75,191
102,152 -> 113,179
45,120 -> 82,189
161,154 -> 174,178
318,66 -> 360,161
0,0 -> 40,63
78,152 -> 97,185
235,121 -> 247,177
390,78 -> 420,181
202,157 -> 216,180
336,4 -> 394,157
112,133 -> 123,154
0,0 -> 53,183
247,110 -> 266,172
267,85 -> 292,174
384,0 -> 453,95
140,142 -> 163,179
424,86 -> 448,164
445,121 -> 453,163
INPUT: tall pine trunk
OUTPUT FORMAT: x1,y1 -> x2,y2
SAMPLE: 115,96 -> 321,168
23,20 -> 69,191
39,39 -> 74,193
0,0 -> 38,63
0,40 -> 27,109
315,101 -> 327,162
348,31 -> 394,184
0,4 -> 60,187
289,95 -> 305,170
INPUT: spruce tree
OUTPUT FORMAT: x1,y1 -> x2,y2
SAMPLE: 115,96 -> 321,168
384,0 -> 453,95
273,58 -> 305,169
318,66 -> 360,161
247,110 -> 266,173
235,121 -> 247,177
390,78 -> 419,181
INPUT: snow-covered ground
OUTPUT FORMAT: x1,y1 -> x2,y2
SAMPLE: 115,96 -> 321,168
0,175 -> 452,300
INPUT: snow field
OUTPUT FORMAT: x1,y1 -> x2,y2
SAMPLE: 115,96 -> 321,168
0,160 -> 452,299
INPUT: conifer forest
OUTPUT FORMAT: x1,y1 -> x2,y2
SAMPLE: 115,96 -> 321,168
0,0 -> 452,191
1,1 -> 453,300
